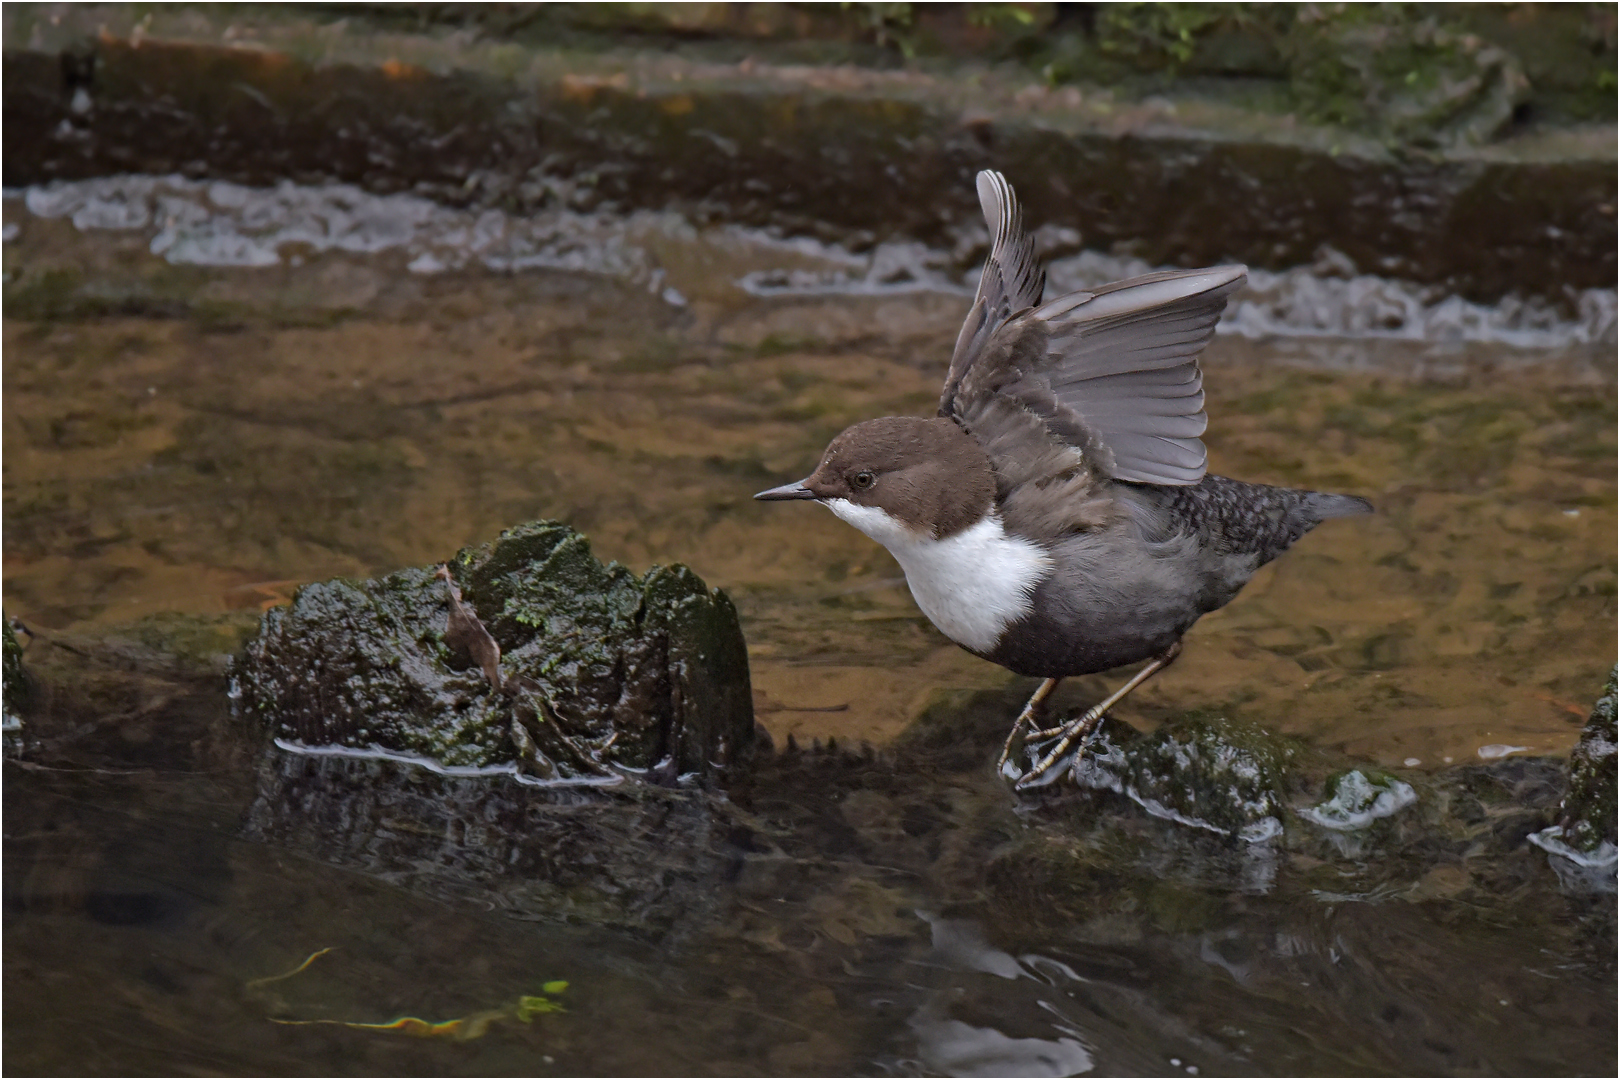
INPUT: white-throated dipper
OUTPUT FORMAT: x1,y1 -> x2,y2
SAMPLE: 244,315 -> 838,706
756,171 -> 1372,788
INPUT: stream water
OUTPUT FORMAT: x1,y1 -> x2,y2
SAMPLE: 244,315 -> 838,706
3,178 -> 1615,1075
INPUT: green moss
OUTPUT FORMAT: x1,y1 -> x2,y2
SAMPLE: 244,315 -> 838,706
1032,3 -> 1600,146
1068,714 -> 1299,841
1096,2 -> 1280,71
4,268 -> 96,321
1558,667 -> 1617,854
1100,2 -> 1526,142
751,333 -> 823,359
1283,8 -> 1527,148
0,264 -> 357,329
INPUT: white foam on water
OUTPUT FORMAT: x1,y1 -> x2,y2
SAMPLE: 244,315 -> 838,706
921,912 -> 1025,980
1045,247 -> 1615,350
1527,827 -> 1618,870
735,237 -> 965,297
10,174 -> 688,304
10,175 -> 1614,346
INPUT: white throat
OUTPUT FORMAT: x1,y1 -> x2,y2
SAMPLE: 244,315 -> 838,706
824,499 -> 1051,654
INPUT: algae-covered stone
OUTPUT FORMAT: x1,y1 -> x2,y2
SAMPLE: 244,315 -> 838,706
1284,12 -> 1527,148
2,613 -> 31,722
1300,769 -> 1418,832
3,614 -> 31,754
234,521 -> 754,781
1525,669 -> 1615,894
1555,668 -> 1618,856
1065,715 -> 1295,842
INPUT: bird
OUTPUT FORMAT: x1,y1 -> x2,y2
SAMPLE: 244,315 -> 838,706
755,170 -> 1372,789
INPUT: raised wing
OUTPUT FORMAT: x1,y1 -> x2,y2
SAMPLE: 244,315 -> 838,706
948,258 -> 1246,487
940,170 -> 1045,412
1028,265 -> 1246,484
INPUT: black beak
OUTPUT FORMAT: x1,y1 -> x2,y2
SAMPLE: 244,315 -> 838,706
754,479 -> 818,501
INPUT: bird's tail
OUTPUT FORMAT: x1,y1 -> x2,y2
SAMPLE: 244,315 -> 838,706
1303,492 -> 1374,519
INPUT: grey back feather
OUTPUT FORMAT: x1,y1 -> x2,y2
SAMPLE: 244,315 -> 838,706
941,171 -> 1246,488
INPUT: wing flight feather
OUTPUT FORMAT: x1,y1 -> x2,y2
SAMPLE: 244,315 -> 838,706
941,171 -> 1045,412
941,173 -> 1244,488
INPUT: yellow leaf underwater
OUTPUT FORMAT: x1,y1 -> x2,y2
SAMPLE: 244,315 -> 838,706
251,947 -> 568,1041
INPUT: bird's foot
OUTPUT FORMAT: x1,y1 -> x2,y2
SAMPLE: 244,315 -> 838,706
1007,642 -> 1183,791
997,677 -> 1061,781
1011,702 -> 1107,791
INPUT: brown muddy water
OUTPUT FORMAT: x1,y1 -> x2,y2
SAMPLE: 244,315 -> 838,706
3,180 -> 1615,1075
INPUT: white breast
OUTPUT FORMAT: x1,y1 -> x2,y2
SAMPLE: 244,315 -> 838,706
825,499 -> 1051,654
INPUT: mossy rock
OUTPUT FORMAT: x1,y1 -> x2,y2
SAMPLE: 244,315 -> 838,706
233,521 -> 754,782
1283,11 -> 1527,148
1062,714 -> 1297,842
1057,4 -> 1548,146
1300,768 -> 1419,832
1557,668 -> 1618,856
2,613 -> 31,727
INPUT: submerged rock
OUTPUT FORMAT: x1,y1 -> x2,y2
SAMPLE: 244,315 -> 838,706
234,521 -> 754,782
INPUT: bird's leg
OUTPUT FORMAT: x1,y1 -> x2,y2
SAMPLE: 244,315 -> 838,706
1014,641 -> 1183,791
997,677 -> 1061,777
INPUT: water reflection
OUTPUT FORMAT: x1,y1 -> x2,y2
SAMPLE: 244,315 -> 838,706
908,1013 -> 1095,1078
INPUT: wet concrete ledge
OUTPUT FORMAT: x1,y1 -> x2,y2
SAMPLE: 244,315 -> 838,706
3,6 -> 1614,304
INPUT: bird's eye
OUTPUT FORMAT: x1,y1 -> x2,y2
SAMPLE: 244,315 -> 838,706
851,471 -> 875,491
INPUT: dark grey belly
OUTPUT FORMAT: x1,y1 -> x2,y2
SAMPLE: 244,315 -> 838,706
979,577 -> 1195,677
973,512 -> 1253,678
970,474 -> 1365,679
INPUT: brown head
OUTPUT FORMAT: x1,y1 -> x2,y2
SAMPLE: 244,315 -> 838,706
754,416 -> 995,539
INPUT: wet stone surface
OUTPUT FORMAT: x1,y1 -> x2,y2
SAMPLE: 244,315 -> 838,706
2,615 -> 30,721
244,748 -> 742,938
234,520 -> 754,780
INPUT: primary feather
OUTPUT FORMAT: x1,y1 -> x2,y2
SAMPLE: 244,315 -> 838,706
941,171 -> 1245,488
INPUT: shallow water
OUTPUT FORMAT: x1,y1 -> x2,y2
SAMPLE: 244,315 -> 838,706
3,180 -> 1615,1074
